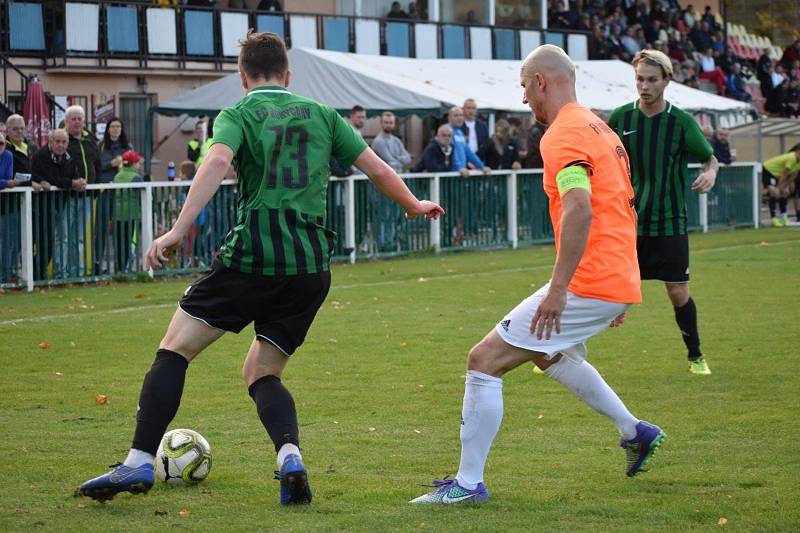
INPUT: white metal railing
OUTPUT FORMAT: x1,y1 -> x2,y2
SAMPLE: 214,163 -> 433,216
0,164 -> 761,292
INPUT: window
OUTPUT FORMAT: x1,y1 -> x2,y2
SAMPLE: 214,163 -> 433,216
495,0 -> 542,28
440,0 -> 489,25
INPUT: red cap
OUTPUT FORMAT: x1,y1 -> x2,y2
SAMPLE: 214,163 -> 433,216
122,150 -> 142,165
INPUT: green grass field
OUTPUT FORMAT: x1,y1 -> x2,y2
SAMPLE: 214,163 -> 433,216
1,228 -> 799,532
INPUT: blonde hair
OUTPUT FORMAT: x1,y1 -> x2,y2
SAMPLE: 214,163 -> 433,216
381,111 -> 395,120
632,49 -> 673,79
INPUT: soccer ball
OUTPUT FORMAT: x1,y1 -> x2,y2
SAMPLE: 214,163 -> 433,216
155,428 -> 212,485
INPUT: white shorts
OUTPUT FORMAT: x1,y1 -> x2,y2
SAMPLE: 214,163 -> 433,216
495,283 -> 628,362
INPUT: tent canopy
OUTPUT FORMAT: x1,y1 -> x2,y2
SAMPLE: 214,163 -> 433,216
152,48 -> 750,117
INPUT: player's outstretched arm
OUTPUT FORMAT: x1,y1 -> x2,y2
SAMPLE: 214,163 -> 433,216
353,148 -> 444,220
145,144 -> 233,269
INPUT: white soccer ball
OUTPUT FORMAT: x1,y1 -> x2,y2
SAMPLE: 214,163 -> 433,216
155,428 -> 212,485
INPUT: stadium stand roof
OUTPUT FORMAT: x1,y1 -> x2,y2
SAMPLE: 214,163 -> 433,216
152,48 -> 751,117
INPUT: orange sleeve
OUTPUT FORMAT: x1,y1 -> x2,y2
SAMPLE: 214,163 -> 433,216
542,128 -> 594,175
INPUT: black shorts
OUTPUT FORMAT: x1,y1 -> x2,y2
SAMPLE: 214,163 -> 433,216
762,169 -> 778,188
637,234 -> 690,283
179,259 -> 331,355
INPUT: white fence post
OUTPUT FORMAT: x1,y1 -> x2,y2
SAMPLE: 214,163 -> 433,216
430,175 -> 441,252
140,185 -> 154,269
345,177 -> 356,264
21,190 -> 34,292
507,172 -> 518,249
699,193 -> 708,233
752,163 -> 762,228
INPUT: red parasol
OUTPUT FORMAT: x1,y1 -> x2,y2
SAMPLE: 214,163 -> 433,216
23,76 -> 51,147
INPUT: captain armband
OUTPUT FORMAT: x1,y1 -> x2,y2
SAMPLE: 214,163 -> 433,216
556,165 -> 592,196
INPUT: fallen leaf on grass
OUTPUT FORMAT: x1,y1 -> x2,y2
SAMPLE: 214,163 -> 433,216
178,509 -> 191,518
20,447 -> 28,453
77,503 -> 86,509
414,429 -> 421,434
55,372 -> 63,376
718,517 -> 728,526
368,427 -> 376,432
38,342 -> 51,349
154,510 -> 168,517
95,395 -> 109,405
71,297 -> 83,302
135,294 -> 145,299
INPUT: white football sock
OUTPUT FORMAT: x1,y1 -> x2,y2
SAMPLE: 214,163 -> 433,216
544,356 -> 639,440
123,448 -> 155,468
277,443 -> 301,468
456,370 -> 503,490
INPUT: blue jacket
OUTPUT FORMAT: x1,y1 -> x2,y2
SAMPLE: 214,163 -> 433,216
0,150 -> 14,189
449,125 -> 485,171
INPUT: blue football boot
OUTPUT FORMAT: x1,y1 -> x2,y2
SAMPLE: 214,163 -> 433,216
275,454 -> 312,505
78,463 -> 154,502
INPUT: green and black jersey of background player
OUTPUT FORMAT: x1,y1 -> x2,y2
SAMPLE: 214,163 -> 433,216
608,100 -> 713,237
212,86 -> 367,276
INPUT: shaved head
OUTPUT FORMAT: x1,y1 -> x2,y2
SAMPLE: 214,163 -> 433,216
520,45 -> 577,125
521,44 -> 576,85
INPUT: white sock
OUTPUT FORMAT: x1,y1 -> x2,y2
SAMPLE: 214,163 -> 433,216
456,370 -> 503,490
123,448 -> 155,468
276,443 -> 301,468
544,356 -> 639,440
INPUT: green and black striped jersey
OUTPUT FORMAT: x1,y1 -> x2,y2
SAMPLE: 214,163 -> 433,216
212,86 -> 367,275
608,101 -> 713,237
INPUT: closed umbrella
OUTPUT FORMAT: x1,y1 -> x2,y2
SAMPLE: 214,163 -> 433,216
23,76 -> 51,147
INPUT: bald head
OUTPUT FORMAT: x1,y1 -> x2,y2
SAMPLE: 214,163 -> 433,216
448,106 -> 464,127
520,45 -> 577,125
521,44 -> 575,86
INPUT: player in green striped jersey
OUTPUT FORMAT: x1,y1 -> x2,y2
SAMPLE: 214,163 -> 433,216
78,31 -> 443,505
608,50 -> 719,375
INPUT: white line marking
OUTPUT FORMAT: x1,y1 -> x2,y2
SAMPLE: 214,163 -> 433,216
2,239 -> 798,326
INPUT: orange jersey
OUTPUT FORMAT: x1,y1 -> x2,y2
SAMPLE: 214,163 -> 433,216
540,103 -> 641,304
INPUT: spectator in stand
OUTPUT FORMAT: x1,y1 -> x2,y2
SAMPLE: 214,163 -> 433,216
725,63 -> 752,102
762,144 -> 800,226
516,122 -> 545,169
371,111 -> 411,173
408,2 -> 419,19
711,128 -> 733,165
589,26 -> 612,59
187,119 -> 206,165
0,133 -> 13,190
386,1 -> 409,19
99,117 -> 133,183
0,131 -> 18,282
608,25 -> 629,60
447,106 -> 489,176
461,98 -> 489,155
682,5 -> 696,31
477,119 -> 521,170
257,0 -> 282,11
65,105 -> 100,183
31,129 -> 86,279
621,27 -> 641,57
756,49 -> 773,85
4,115 -> 36,189
412,124 -> 453,172
112,150 -> 143,272
698,47 -> 726,95
370,111 -> 410,251
96,117 -> 134,273
196,115 -> 215,166
779,39 -> 800,70
689,21 -> 712,54
701,6 -> 718,31
348,105 -> 365,136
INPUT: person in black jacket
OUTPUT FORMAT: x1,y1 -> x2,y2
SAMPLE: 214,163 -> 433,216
65,106 -> 101,183
31,129 -> 87,279
4,114 -> 36,188
477,119 -> 521,170
412,125 -> 453,172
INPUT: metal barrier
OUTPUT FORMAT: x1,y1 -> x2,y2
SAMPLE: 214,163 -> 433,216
0,164 -> 761,291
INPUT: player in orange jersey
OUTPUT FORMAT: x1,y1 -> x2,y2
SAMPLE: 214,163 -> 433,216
410,45 -> 665,505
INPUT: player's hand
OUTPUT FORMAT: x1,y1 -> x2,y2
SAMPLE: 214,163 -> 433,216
691,171 -> 716,193
530,286 -> 567,340
609,312 -> 627,328
145,229 -> 182,270
405,200 -> 445,221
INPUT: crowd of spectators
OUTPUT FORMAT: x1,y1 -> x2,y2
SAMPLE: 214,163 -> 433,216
0,106 -> 148,282
554,1 -> 799,115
